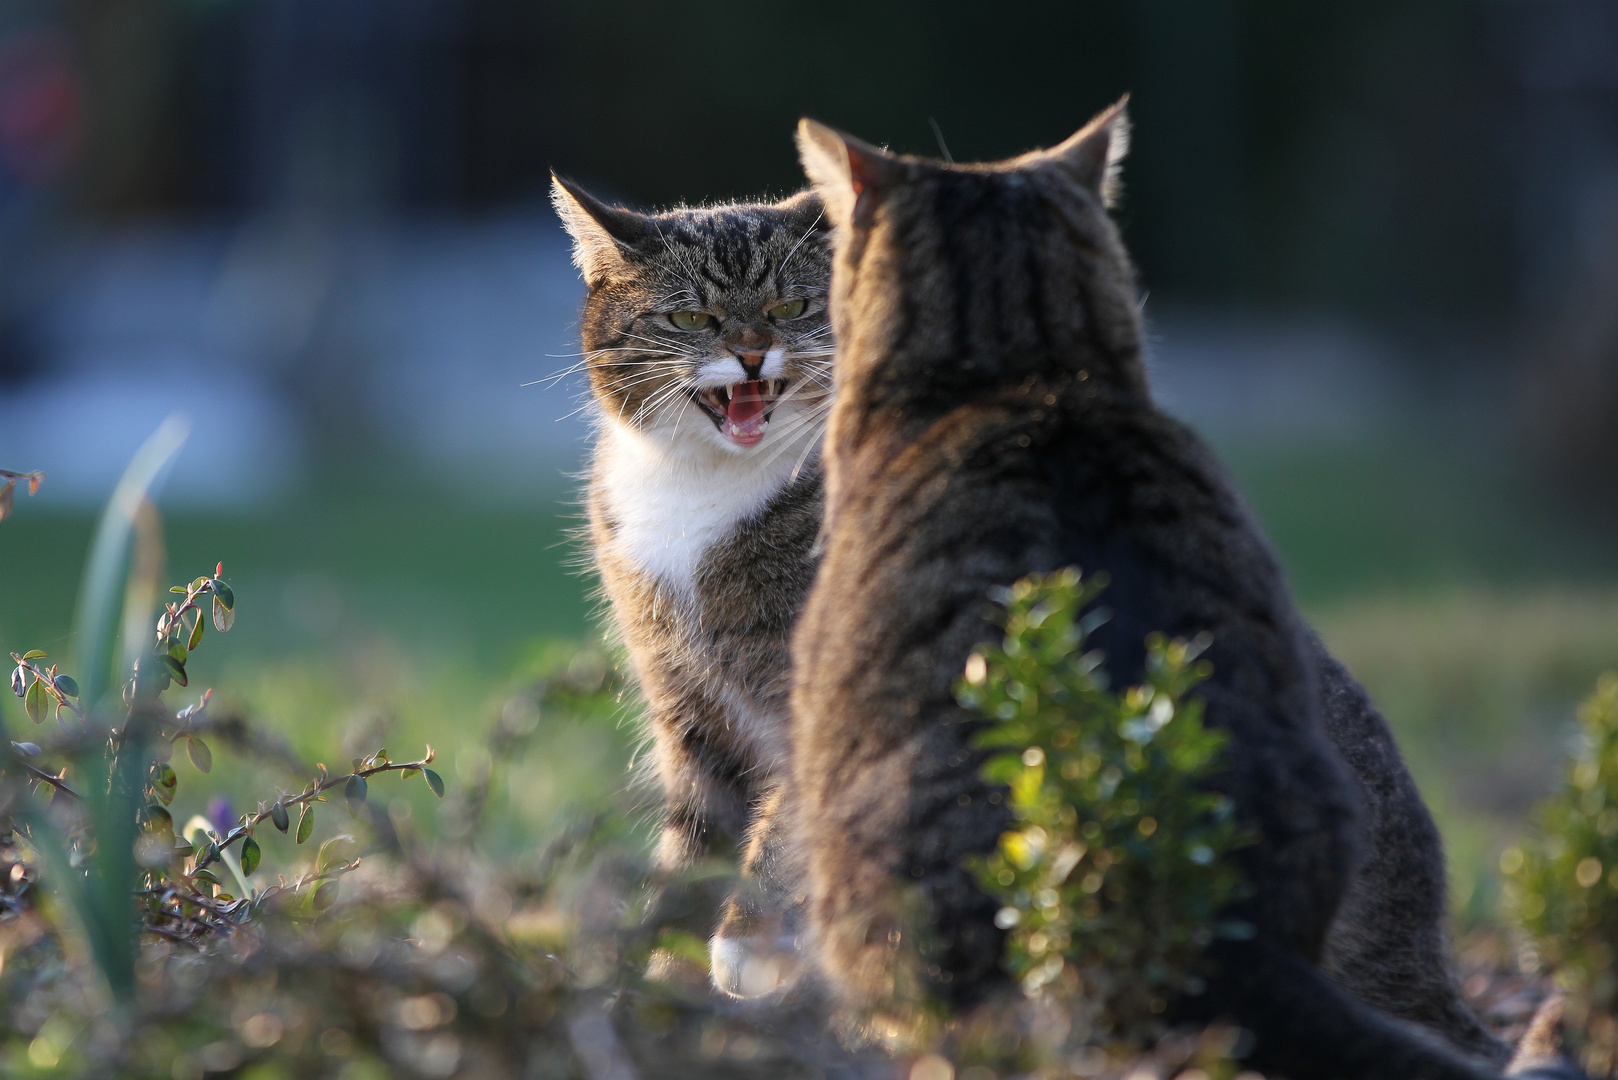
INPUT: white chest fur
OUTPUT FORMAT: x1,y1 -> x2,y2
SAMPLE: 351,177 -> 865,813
595,422 -> 803,594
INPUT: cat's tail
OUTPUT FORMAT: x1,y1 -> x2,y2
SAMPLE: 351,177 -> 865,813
1199,936 -> 1586,1080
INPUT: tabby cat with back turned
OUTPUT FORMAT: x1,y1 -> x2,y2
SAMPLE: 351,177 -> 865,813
791,104 -> 1577,1079
550,176 -> 830,996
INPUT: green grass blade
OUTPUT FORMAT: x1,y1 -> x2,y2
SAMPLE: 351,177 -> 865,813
35,416 -> 191,1008
72,415 -> 190,713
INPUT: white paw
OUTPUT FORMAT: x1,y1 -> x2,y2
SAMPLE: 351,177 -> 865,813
709,933 -> 802,999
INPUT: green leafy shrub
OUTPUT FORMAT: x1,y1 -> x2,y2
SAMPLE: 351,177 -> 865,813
0,428 -> 854,1078
1504,671 -> 1618,1073
958,569 -> 1250,1046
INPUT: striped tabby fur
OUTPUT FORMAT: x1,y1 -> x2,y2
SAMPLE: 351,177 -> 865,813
789,104 -> 1563,1078
552,176 -> 831,996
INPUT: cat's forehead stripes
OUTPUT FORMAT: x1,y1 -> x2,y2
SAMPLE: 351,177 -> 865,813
645,207 -> 823,303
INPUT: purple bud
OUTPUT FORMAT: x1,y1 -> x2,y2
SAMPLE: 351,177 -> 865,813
206,796 -> 234,833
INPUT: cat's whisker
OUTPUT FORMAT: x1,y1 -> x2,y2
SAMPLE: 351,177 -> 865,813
631,379 -> 701,427
591,375 -> 688,408
754,402 -> 833,471
593,356 -> 699,385
599,365 -> 693,390
527,351 -> 649,387
788,419 -> 826,481
614,372 -> 692,425
545,347 -> 670,359
654,287 -> 700,307
762,404 -> 830,448
618,331 -> 701,357
652,221 -> 707,292
563,347 -> 697,390
623,388 -> 687,428
776,207 -> 826,278
772,379 -> 834,411
784,370 -> 835,391
636,387 -> 695,426
560,394 -> 609,423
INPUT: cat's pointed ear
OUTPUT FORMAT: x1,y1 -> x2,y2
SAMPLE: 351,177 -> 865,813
551,174 -> 648,285
774,188 -> 827,225
1044,95 -> 1131,207
796,119 -> 900,230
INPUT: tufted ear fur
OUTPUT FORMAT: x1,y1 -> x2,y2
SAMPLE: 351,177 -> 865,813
772,187 -> 825,221
1042,95 -> 1131,207
796,119 -> 901,231
550,174 -> 650,285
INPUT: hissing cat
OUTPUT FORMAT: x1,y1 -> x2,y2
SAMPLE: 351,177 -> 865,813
551,176 -> 831,995
791,105 -> 1574,1079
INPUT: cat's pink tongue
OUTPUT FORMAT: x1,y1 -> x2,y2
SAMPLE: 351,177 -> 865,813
724,381 -> 770,446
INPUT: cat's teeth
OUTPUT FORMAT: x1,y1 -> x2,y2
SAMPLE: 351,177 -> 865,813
694,380 -> 786,446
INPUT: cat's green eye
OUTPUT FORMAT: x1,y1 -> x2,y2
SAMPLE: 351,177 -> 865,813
766,298 -> 808,321
669,311 -> 715,331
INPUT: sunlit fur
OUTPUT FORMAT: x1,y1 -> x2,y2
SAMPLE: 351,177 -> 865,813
552,179 -> 832,998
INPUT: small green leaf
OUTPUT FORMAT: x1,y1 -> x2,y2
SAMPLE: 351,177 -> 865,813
143,804 -> 174,830
345,774 -> 368,806
188,611 -> 204,651
296,803 -> 314,844
193,868 -> 220,886
311,880 -> 339,911
186,736 -> 212,774
240,836 -> 261,876
212,595 -> 235,633
52,674 -> 79,698
270,802 -> 289,833
169,640 -> 187,665
24,678 -> 47,724
401,767 -> 421,780
21,650 -> 46,661
317,835 -> 352,871
173,840 -> 195,858
170,585 -> 188,594
160,652 -> 189,687
212,579 -> 234,610
423,768 -> 445,798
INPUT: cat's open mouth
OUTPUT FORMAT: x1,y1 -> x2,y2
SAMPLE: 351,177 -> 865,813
693,379 -> 787,447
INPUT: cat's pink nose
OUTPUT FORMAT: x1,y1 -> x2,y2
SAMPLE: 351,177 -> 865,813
733,350 -> 766,379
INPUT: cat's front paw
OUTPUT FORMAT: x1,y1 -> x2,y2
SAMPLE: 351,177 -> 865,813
709,930 -> 803,999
